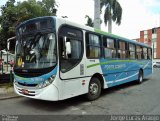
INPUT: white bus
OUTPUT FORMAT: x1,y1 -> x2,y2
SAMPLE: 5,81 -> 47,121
14,16 -> 152,101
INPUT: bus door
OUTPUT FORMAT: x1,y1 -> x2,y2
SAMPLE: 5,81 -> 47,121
58,26 -> 85,98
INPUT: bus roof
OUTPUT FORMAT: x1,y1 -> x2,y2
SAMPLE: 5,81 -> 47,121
94,28 -> 151,48
58,17 -> 151,48
18,16 -> 151,48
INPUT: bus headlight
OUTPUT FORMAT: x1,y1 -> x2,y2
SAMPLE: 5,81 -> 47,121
37,75 -> 55,89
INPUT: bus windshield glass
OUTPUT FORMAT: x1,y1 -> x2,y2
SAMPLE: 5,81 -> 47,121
15,33 -> 57,69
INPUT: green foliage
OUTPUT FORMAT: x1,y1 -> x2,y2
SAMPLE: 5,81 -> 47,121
41,0 -> 58,16
0,0 -> 58,50
101,0 -> 122,26
85,15 -> 94,27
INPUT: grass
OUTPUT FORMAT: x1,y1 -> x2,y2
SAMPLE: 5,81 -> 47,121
0,82 -> 13,89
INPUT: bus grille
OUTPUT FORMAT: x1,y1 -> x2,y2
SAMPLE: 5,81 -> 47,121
18,82 -> 37,87
18,89 -> 35,96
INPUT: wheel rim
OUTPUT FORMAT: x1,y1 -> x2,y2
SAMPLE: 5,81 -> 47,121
139,74 -> 143,82
89,83 -> 99,95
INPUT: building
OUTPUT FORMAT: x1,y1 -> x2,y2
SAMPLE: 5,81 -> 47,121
135,27 -> 160,59
0,50 -> 14,64
0,50 -> 14,73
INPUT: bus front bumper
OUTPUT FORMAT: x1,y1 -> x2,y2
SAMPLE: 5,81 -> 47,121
14,82 -> 59,101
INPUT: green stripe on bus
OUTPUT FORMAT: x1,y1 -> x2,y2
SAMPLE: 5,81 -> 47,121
94,28 -> 127,40
87,60 -> 145,68
15,75 -> 28,81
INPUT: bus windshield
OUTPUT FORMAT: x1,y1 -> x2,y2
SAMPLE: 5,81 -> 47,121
15,33 -> 57,69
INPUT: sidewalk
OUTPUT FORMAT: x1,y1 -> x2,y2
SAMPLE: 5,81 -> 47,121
0,86 -> 21,100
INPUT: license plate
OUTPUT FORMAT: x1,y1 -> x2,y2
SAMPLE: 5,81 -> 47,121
21,89 -> 29,94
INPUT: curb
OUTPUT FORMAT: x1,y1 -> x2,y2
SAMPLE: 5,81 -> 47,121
0,95 -> 21,100
0,87 -> 14,94
0,87 -> 22,100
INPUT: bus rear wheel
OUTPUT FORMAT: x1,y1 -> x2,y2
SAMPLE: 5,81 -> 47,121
153,65 -> 157,68
137,70 -> 143,84
86,77 -> 101,101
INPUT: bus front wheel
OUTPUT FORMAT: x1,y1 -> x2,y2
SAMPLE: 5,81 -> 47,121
86,77 -> 101,101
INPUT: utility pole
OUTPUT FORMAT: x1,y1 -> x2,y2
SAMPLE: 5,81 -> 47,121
94,0 -> 101,29
152,41 -> 154,74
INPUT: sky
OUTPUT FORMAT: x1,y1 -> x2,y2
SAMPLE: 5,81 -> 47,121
1,0 -> 160,39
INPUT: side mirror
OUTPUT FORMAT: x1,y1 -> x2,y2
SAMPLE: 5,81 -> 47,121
7,36 -> 16,51
66,41 -> 71,55
64,37 -> 71,59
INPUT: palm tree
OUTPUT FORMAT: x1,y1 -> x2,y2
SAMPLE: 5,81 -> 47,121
94,0 -> 101,29
101,0 -> 122,33
85,15 -> 94,27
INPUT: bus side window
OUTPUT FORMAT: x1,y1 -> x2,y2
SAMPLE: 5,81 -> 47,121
147,48 -> 152,60
59,36 -> 82,59
58,27 -> 83,73
86,33 -> 101,58
143,47 -> 148,59
103,37 -> 116,58
117,40 -> 127,59
136,45 -> 143,59
129,43 -> 136,59
66,38 -> 81,59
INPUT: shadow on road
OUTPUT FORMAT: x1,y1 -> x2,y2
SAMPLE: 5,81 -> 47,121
101,78 -> 150,96
20,94 -> 88,112
19,79 -> 150,112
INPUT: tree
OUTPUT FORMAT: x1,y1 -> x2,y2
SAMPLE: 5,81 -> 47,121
85,15 -> 94,27
0,0 -> 58,50
94,0 -> 101,29
101,0 -> 122,33
41,0 -> 58,16
16,0 -> 47,22
0,0 -> 17,49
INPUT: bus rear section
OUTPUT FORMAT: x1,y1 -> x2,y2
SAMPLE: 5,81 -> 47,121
84,31 -> 152,100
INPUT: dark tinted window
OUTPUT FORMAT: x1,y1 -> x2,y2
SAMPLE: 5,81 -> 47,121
103,37 -> 116,58
117,41 -> 127,59
136,45 -> 143,59
129,44 -> 136,59
86,33 -> 101,58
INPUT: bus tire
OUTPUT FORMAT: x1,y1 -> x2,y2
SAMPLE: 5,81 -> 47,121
137,70 -> 143,84
153,65 -> 157,68
86,77 -> 101,101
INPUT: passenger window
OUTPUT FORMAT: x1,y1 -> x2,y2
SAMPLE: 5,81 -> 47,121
103,37 -> 116,58
86,34 -> 101,58
143,48 -> 148,59
136,45 -> 143,59
117,41 -> 127,59
147,48 -> 152,60
129,44 -> 136,59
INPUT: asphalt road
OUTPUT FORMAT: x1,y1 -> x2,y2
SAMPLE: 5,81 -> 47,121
0,69 -> 160,115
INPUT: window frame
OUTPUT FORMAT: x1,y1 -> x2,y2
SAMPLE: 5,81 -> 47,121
86,32 -> 102,59
147,48 -> 152,60
58,25 -> 84,73
128,43 -> 136,60
143,47 -> 148,60
103,36 -> 117,59
117,40 -> 128,59
136,45 -> 143,60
